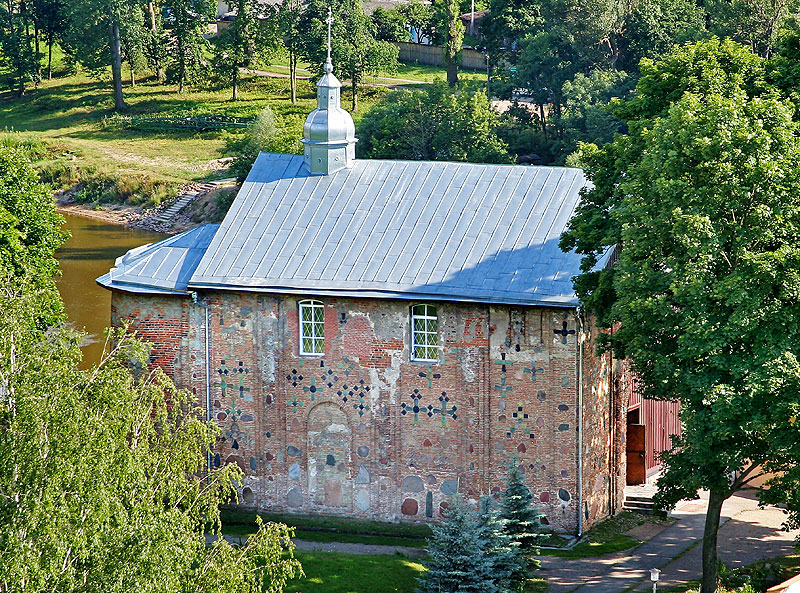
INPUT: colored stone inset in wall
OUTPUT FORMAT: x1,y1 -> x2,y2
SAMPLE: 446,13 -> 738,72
524,364 -> 544,382
554,320 -> 576,344
401,389 -> 425,423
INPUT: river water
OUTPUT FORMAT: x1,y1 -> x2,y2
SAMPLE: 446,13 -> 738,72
56,213 -> 166,365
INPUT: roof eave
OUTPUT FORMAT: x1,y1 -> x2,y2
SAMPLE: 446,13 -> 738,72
185,281 -> 579,308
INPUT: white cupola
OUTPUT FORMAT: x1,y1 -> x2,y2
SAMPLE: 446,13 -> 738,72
301,11 -> 357,175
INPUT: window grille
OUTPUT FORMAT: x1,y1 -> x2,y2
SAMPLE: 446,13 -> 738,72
299,300 -> 325,355
411,304 -> 438,361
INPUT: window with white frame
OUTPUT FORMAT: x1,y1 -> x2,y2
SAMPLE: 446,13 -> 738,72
299,300 -> 325,355
411,304 -> 438,361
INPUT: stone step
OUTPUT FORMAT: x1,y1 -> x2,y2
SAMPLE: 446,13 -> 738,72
623,500 -> 656,512
626,494 -> 656,503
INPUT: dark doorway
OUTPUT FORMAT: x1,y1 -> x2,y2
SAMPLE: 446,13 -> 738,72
626,409 -> 646,485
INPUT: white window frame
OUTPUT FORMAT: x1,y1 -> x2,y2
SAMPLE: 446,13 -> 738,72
411,304 -> 439,362
299,300 -> 325,356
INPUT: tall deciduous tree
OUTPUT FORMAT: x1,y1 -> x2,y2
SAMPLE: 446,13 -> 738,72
560,39 -> 800,593
440,0 -> 464,87
357,82 -> 511,163
0,146 -> 65,322
398,0 -> 432,43
0,279 -> 304,592
0,0 -> 40,96
213,0 -> 278,100
61,0 -> 146,109
277,0 -> 303,104
166,0 -> 214,92
32,0 -> 64,79
300,0 -> 398,112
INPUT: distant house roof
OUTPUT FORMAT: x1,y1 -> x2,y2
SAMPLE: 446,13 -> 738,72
97,224 -> 220,295
180,153 -> 587,307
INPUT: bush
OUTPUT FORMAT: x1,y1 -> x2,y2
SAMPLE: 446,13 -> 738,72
73,172 -> 177,207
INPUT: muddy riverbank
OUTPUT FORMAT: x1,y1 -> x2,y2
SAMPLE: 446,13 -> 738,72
55,179 -> 238,234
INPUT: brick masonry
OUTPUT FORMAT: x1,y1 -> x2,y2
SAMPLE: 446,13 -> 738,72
111,290 -> 626,533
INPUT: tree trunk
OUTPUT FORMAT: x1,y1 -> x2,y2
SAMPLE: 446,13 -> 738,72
700,490 -> 726,593
147,2 -> 164,81
33,14 -> 40,82
539,103 -> 547,137
232,67 -> 238,100
351,76 -> 357,112
47,35 -> 52,79
178,32 -> 185,93
289,51 -> 296,104
109,18 -> 126,110
446,58 -> 458,87
130,64 -> 136,87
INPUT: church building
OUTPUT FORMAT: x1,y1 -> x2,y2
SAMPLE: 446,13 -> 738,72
98,55 -> 632,534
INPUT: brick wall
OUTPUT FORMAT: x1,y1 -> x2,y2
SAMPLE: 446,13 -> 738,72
111,289 -> 618,533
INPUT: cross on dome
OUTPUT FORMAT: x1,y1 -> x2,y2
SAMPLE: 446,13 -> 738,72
300,5 -> 357,175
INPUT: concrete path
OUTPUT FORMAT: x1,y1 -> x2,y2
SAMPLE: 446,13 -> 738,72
542,490 -> 800,593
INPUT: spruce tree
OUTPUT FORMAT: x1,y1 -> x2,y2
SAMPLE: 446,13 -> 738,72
476,496 -> 524,592
418,495 -> 502,593
500,459 -> 545,562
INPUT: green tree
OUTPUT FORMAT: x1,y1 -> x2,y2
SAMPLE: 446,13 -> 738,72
357,82 -> 511,163
277,0 -> 304,104
165,0 -> 213,92
418,495 -> 507,593
0,146 -> 65,322
560,39 -> 800,593
371,6 -> 407,42
299,0 -> 398,112
0,0 -> 40,96
0,277 -> 304,592
398,0 -> 432,43
213,0 -> 279,100
478,0 -> 542,78
61,0 -> 147,109
32,0 -> 65,79
441,0 -> 464,87
476,496 -> 524,592
500,460 -> 544,559
707,0 -> 798,58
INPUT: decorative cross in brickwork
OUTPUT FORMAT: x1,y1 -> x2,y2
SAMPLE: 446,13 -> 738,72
352,381 -> 371,417
554,320 -> 576,344
286,368 -> 304,387
303,378 -> 323,401
322,368 -> 339,389
493,352 -> 514,373
287,394 -> 304,409
353,398 -> 370,417
336,384 -> 353,403
235,361 -> 251,400
418,366 -> 441,388
401,389 -> 424,423
433,392 -> 457,427
494,374 -> 513,397
338,358 -> 355,376
225,396 -> 242,422
523,365 -> 544,382
216,359 -> 230,397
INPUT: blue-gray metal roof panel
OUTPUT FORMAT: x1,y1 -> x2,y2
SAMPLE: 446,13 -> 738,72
187,153 -> 587,305
96,224 -> 219,294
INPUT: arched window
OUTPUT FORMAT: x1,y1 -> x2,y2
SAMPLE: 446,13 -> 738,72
299,300 -> 325,355
411,304 -> 438,361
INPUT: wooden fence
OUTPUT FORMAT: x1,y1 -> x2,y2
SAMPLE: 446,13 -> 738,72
394,41 -> 487,71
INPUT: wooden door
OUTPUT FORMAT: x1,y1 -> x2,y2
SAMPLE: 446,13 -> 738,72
626,423 -> 646,485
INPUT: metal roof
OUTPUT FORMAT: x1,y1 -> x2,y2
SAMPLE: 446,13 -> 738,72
186,153 -> 588,307
96,224 -> 220,295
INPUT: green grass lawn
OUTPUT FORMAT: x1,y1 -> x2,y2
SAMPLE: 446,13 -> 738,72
541,511 -> 673,559
287,550 -> 424,593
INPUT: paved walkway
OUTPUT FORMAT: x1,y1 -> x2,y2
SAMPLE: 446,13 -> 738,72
542,490 -> 800,593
